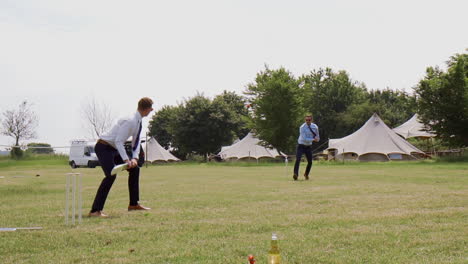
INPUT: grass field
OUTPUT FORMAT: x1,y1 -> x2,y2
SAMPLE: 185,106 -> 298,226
0,160 -> 467,263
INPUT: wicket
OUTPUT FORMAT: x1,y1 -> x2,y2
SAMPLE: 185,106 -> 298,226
65,173 -> 82,225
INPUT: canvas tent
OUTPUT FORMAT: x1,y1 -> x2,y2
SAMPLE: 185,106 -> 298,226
218,132 -> 285,160
392,114 -> 436,139
327,113 -> 425,161
144,137 -> 180,162
220,138 -> 240,153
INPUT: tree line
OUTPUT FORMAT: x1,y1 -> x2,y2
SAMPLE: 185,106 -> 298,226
1,52 -> 467,159
149,52 -> 467,157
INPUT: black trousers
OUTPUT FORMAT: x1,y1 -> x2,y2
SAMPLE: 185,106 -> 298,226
293,144 -> 313,176
91,142 -> 140,212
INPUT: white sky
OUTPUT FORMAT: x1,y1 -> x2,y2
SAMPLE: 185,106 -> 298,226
1,0 -> 467,152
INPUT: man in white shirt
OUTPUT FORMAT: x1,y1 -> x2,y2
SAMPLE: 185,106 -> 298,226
293,114 -> 319,181
89,97 -> 154,217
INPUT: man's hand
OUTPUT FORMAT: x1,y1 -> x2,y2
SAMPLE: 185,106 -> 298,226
124,159 -> 138,169
130,158 -> 138,168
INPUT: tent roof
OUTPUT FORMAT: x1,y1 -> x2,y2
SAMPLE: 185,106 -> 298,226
144,137 -> 180,162
328,113 -> 424,157
392,114 -> 436,139
218,132 -> 285,160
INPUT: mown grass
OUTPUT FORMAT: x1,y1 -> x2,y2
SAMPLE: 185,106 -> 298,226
0,154 -> 69,169
0,161 -> 466,263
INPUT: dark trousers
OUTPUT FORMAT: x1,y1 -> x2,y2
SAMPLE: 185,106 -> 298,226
293,144 -> 313,176
91,142 -> 140,212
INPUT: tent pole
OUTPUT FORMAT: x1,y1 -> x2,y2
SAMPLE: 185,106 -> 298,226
431,137 -> 436,158
145,132 -> 148,168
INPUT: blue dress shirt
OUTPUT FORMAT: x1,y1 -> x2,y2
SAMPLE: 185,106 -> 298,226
298,123 -> 320,145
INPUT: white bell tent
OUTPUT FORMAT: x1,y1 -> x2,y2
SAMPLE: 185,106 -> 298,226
218,132 -> 285,160
327,113 -> 425,161
144,137 -> 180,162
392,114 -> 436,139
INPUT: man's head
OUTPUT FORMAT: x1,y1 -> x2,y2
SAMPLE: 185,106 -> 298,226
305,115 -> 312,125
138,97 -> 154,117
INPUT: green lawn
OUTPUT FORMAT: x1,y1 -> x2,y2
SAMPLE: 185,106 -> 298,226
0,161 -> 466,263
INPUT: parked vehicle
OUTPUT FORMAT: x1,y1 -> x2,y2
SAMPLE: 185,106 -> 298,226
69,140 -> 100,168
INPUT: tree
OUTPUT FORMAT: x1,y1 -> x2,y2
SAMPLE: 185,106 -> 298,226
81,97 -> 115,138
339,89 -> 417,134
173,93 -> 242,159
415,53 -> 468,147
213,91 -> 250,140
148,105 -> 181,149
245,67 -> 303,154
26,143 -> 54,154
301,68 -> 367,144
1,101 -> 39,151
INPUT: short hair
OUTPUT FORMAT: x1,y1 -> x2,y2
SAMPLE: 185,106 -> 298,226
138,97 -> 153,110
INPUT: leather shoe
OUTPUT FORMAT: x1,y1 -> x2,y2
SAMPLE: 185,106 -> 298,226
128,204 -> 151,211
304,173 -> 309,180
88,211 -> 108,218
293,174 -> 298,181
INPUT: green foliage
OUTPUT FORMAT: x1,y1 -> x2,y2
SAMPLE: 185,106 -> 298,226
246,67 -> 303,154
10,147 -> 23,159
300,68 -> 367,145
148,105 -> 181,149
213,91 -> 250,139
340,89 -> 417,134
149,91 -> 250,159
175,93 -> 247,158
26,142 -> 54,154
435,150 -> 468,162
415,53 -> 468,147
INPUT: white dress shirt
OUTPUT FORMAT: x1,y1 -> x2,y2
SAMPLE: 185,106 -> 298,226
100,112 -> 142,161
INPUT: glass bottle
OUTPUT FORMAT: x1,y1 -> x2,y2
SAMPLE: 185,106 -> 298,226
268,233 -> 280,264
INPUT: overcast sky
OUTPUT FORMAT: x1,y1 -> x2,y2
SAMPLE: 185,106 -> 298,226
1,0 -> 467,152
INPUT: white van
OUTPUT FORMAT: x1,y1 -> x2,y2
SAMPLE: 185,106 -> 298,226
69,140 -> 100,168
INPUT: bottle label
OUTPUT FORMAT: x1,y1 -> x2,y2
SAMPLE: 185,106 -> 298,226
268,254 -> 281,264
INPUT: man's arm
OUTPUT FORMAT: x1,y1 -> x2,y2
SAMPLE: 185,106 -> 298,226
313,125 -> 320,142
115,120 -> 132,162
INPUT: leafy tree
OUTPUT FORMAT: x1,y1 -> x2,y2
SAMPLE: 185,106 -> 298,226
1,101 -> 38,158
173,93 -> 244,159
339,89 -> 417,133
26,143 -> 54,154
148,105 -> 181,149
213,91 -> 250,140
415,53 -> 468,147
245,67 -> 303,154
301,68 -> 367,144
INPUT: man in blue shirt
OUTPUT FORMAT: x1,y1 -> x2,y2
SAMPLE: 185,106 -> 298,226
293,115 -> 320,180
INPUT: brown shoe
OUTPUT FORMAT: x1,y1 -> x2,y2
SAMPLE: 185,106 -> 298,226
293,174 -> 298,181
88,211 -> 108,218
304,173 -> 309,180
128,204 -> 151,211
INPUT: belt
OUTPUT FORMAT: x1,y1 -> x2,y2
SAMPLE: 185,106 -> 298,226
97,139 -> 111,146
